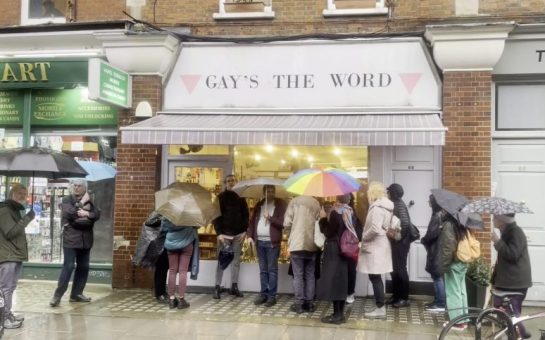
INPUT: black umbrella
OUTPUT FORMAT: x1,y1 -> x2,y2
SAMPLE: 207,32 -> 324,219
0,147 -> 88,179
430,188 -> 483,229
218,242 -> 234,270
0,147 -> 88,203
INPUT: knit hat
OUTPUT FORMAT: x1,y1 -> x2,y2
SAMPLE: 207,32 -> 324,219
386,183 -> 404,200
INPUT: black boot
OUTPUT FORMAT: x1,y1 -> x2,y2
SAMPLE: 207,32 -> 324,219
230,283 -> 244,298
213,285 -> 221,299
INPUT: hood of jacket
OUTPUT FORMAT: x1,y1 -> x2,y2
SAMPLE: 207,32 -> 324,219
371,196 -> 394,212
0,200 -> 25,212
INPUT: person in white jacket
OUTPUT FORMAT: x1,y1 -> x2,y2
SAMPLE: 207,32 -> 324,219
359,181 -> 394,319
283,195 -> 321,314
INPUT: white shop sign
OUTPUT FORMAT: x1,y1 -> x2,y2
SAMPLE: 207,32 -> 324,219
494,39 -> 545,74
164,38 -> 441,110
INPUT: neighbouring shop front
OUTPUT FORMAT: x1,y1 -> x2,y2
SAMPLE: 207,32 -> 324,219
121,38 -> 447,294
0,59 -> 119,283
491,24 -> 545,302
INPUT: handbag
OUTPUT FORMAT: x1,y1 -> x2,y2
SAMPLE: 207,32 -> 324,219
408,223 -> 420,242
340,227 -> 359,263
386,214 -> 402,241
314,221 -> 325,249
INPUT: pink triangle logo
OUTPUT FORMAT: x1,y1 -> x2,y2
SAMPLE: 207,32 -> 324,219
181,74 -> 201,94
398,73 -> 422,94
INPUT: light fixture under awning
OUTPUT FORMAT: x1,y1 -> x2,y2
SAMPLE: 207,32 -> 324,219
120,112 -> 447,146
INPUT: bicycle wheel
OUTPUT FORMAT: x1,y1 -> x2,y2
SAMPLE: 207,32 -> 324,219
439,313 -> 512,340
477,309 -> 516,340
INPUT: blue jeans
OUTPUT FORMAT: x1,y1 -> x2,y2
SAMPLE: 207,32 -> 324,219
54,248 -> 91,299
256,240 -> 280,298
433,275 -> 446,308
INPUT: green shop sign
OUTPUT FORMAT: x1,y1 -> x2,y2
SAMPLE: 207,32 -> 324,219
88,59 -> 132,108
0,89 -> 117,126
0,90 -> 24,125
0,60 -> 88,89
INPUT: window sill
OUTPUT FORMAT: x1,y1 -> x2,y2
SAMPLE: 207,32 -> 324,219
213,11 -> 275,20
323,7 -> 388,17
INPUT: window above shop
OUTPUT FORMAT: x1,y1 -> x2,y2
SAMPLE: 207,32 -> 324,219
21,0 -> 67,25
496,83 -> 545,131
213,0 -> 275,20
323,0 -> 388,17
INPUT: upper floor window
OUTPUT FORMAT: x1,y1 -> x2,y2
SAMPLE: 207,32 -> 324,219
323,0 -> 388,17
213,0 -> 275,20
21,0 -> 66,25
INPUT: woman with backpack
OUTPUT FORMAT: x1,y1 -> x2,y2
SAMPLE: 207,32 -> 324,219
359,181 -> 394,319
438,209 -> 470,329
316,194 -> 355,325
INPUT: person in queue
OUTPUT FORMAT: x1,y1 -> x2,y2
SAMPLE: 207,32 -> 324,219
283,195 -> 321,313
247,185 -> 287,307
491,213 -> 532,339
386,183 -> 411,308
50,179 -> 100,307
212,174 -> 249,299
0,184 -> 34,329
359,181 -> 393,319
316,194 -> 355,324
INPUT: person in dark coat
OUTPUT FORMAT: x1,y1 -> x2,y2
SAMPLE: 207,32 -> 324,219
50,179 -> 100,307
0,184 -> 34,329
491,213 -> 532,339
420,194 -> 445,311
247,185 -> 287,307
316,194 -> 353,325
212,174 -> 249,299
386,183 -> 411,308
346,193 -> 363,304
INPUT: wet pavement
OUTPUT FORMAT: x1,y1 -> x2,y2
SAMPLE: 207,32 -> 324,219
4,280 -> 544,339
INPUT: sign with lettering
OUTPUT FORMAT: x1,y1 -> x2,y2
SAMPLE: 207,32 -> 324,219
0,90 -> 24,125
31,89 -> 117,125
164,39 -> 441,110
0,60 -> 88,89
0,89 -> 117,126
88,59 -> 132,108
494,40 -> 545,75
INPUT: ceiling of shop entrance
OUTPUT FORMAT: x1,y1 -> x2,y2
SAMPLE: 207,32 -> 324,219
234,145 -> 367,180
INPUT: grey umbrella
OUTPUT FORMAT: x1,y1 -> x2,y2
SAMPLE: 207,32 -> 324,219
430,188 -> 484,229
0,147 -> 88,179
461,197 -> 534,215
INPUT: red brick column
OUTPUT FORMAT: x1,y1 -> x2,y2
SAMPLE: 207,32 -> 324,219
113,75 -> 162,288
442,71 -> 492,260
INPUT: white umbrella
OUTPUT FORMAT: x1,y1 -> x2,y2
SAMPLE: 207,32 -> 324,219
232,177 -> 289,198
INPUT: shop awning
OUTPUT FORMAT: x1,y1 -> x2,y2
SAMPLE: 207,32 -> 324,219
120,112 -> 447,146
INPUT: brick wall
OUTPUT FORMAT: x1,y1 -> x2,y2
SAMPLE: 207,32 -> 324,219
112,75 -> 162,289
0,0 -> 21,26
442,71 -> 492,260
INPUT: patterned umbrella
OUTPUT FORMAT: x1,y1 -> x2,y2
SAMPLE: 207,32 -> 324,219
461,197 -> 534,215
284,168 -> 360,197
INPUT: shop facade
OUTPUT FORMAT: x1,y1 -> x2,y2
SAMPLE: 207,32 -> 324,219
120,37 -> 448,295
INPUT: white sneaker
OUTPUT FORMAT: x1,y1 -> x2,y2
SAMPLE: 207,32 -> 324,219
364,306 -> 386,318
346,294 -> 355,304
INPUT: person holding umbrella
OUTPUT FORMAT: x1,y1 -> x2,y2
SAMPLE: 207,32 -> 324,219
50,179 -> 100,307
212,174 -> 249,300
0,184 -> 34,329
247,185 -> 287,307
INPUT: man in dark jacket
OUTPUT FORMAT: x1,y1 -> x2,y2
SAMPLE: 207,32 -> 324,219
50,179 -> 100,307
420,194 -> 445,312
247,185 -> 287,307
0,184 -> 34,329
212,174 -> 249,299
491,213 -> 532,339
386,183 -> 411,308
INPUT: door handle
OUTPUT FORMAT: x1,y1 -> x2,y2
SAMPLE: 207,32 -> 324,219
408,200 -> 415,208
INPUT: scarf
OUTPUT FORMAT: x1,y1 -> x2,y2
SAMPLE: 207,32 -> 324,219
333,202 -> 356,237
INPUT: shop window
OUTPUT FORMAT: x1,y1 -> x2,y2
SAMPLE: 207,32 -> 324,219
213,0 -> 275,20
21,0 -> 66,25
496,83 -> 545,131
323,0 -> 388,17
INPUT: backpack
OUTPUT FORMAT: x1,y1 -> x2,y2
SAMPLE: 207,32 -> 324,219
456,230 -> 481,263
340,227 -> 359,263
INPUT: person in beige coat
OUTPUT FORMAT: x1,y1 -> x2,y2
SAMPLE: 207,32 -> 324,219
358,181 -> 394,319
284,195 -> 321,313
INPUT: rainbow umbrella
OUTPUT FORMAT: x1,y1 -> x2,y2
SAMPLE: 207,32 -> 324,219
284,168 -> 361,197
